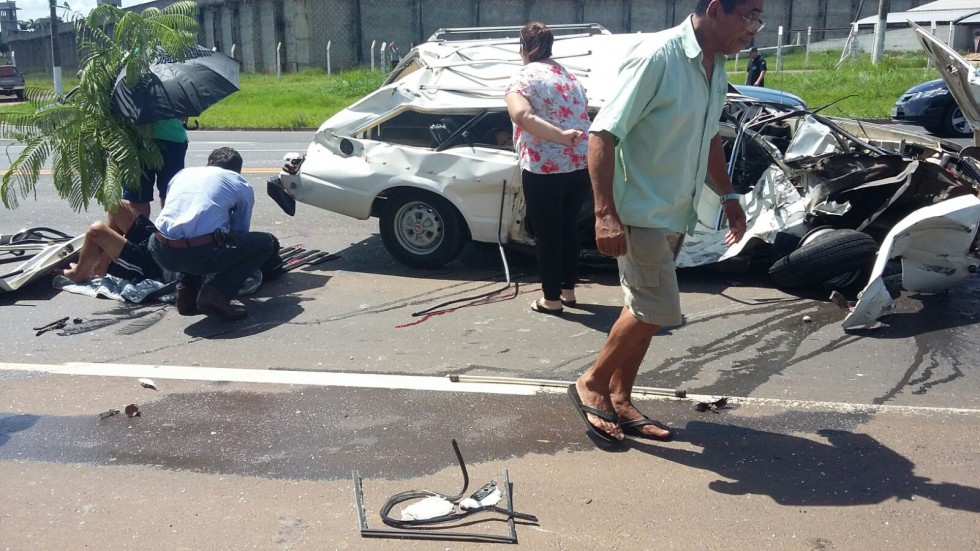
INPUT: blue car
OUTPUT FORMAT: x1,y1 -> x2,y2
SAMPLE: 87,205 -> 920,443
892,79 -> 970,138
729,83 -> 807,109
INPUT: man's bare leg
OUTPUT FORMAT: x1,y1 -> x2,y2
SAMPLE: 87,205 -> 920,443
575,307 -> 662,440
609,328 -> 671,439
107,202 -> 139,235
58,223 -> 128,282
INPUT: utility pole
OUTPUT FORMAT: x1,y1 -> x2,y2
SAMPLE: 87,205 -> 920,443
872,0 -> 889,64
49,0 -> 62,94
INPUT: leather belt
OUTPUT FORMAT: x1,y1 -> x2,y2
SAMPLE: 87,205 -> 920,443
154,231 -> 217,249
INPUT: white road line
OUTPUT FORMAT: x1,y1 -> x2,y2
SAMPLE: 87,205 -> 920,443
0,362 -> 542,396
1,361 -> 979,416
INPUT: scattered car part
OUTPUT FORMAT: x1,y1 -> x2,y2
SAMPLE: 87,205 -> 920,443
1,234 -> 83,293
844,194 -> 980,329
98,409 -> 121,420
694,397 -> 730,413
124,404 -> 140,418
138,378 -> 157,390
33,316 -> 69,336
353,439 -> 537,543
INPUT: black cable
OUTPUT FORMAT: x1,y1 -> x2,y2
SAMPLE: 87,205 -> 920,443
411,177 -> 518,317
377,439 -> 538,529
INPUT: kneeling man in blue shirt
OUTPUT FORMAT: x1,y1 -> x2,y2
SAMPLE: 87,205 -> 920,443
149,147 -> 276,321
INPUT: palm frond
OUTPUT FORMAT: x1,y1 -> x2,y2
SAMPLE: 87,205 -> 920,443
3,2 -> 201,212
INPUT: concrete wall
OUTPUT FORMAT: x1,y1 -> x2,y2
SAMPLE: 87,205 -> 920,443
0,0 -> 944,73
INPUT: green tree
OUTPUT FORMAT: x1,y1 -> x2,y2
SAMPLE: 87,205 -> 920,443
0,1 -> 200,211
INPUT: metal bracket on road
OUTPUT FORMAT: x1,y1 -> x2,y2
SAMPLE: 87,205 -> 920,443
447,374 -> 687,398
352,439 -> 535,543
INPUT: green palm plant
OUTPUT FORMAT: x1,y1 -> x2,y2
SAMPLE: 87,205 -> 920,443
0,1 -> 200,211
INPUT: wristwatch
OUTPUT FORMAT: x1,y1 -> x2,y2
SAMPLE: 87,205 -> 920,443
720,192 -> 740,203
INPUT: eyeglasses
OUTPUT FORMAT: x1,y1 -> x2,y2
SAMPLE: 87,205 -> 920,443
742,16 -> 765,34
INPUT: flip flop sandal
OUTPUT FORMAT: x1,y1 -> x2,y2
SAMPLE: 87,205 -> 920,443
567,384 -> 621,445
620,417 -> 673,441
560,298 -> 578,308
530,299 -> 563,316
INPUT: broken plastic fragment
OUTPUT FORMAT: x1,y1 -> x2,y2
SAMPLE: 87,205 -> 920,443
400,496 -> 453,521
138,378 -> 157,390
460,488 -> 502,510
124,404 -> 140,418
98,409 -> 120,420
694,397 -> 729,413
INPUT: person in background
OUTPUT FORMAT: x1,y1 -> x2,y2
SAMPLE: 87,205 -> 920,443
389,42 -> 401,70
124,117 -> 189,218
570,0 -> 756,446
746,46 -> 766,87
148,147 -> 276,321
505,21 -> 591,316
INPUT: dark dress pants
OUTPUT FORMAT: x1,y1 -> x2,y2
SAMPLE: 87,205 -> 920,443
149,231 -> 276,300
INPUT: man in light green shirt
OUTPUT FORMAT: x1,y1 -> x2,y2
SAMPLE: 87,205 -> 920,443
569,0 -> 761,446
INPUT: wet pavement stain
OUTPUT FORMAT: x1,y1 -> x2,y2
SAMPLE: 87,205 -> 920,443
0,387 -> 615,480
3,391 -> 979,513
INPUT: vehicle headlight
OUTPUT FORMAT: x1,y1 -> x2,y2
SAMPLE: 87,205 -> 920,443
910,87 -> 949,101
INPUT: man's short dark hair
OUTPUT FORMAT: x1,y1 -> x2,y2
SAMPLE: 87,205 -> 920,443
207,147 -> 243,173
750,47 -> 759,52
695,0 -> 752,15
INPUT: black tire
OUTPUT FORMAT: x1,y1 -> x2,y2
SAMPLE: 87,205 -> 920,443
379,190 -> 466,269
942,103 -> 972,138
15,91 -> 23,101
769,229 -> 878,290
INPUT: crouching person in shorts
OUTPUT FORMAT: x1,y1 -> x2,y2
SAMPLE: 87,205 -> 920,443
148,147 -> 276,321
58,201 -> 163,284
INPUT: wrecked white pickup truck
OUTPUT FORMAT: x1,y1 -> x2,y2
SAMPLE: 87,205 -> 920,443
267,24 -> 980,329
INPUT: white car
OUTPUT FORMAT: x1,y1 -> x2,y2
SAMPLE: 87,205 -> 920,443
267,24 -> 980,328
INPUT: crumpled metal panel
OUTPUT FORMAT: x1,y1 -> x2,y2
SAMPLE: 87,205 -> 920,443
844,194 -> 980,329
679,166 -> 805,267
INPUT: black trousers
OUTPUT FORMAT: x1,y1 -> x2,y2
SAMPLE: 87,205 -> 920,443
521,168 -> 591,301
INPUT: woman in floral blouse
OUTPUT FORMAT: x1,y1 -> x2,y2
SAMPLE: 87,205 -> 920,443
505,21 -> 592,316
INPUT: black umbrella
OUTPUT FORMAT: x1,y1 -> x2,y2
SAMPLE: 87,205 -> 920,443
111,46 -> 240,125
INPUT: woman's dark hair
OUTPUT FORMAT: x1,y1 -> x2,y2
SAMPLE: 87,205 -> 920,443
207,147 -> 244,173
520,22 -> 554,63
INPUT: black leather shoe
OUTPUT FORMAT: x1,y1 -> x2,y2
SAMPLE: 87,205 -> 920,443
196,285 -> 247,321
175,283 -> 200,316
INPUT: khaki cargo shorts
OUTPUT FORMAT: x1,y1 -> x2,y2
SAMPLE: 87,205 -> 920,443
617,226 -> 685,327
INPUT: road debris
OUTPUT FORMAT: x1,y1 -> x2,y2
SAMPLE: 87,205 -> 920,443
353,439 -> 538,543
803,315 -> 813,323
98,409 -> 121,420
829,290 -> 855,312
33,316 -> 69,336
124,404 -> 140,418
138,378 -> 157,390
694,397 -> 730,413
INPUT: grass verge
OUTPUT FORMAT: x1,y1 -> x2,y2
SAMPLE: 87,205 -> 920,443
1,52 -> 945,127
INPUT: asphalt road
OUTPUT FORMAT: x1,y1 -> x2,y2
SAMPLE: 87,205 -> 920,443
1,129 -> 978,550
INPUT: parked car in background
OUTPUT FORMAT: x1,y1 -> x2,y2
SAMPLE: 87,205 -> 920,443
730,83 -> 807,109
892,78 -> 970,138
0,65 -> 25,101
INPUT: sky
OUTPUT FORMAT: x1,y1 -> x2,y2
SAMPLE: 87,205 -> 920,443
14,0 -> 138,23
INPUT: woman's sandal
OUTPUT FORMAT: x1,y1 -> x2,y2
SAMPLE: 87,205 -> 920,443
530,299 -> 563,316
